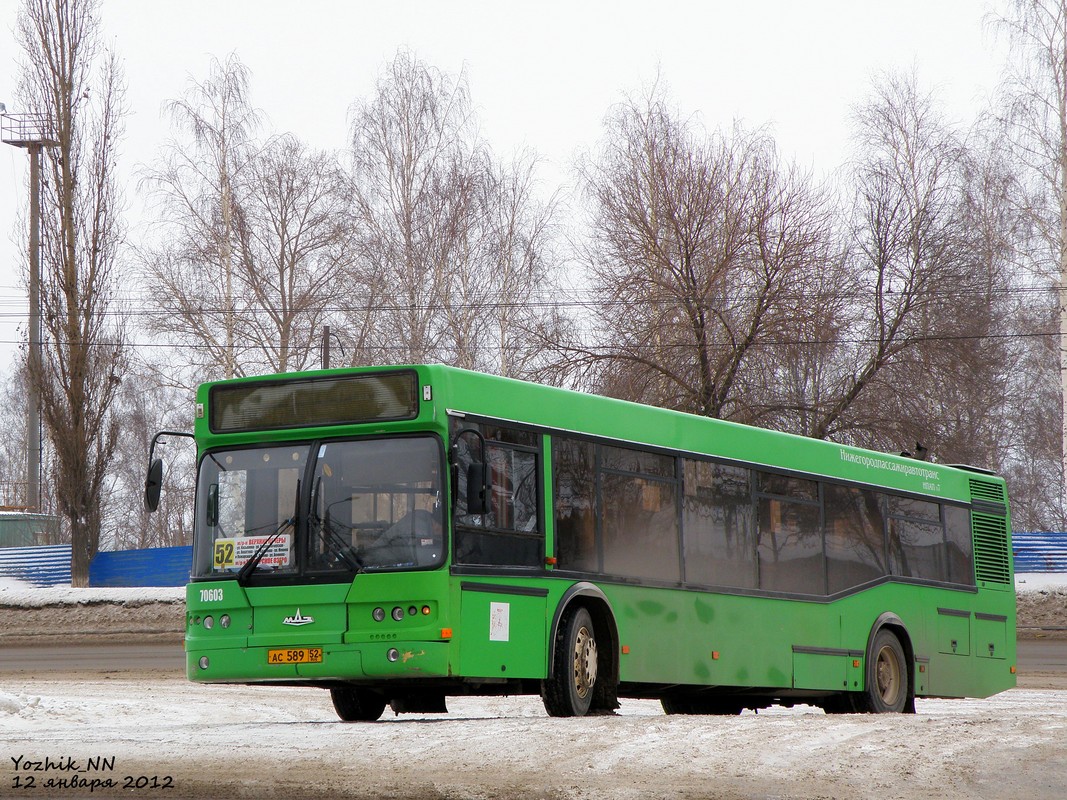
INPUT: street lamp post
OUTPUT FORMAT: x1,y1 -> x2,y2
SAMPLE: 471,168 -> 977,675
2,111 -> 57,512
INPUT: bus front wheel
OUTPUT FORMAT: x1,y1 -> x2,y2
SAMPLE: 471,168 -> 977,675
330,686 -> 387,722
861,629 -> 909,713
542,606 -> 598,717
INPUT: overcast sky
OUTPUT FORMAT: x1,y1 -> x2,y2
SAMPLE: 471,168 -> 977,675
0,0 -> 1006,372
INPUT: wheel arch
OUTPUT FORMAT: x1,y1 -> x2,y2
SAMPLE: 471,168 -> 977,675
547,582 -> 620,687
867,612 -> 917,713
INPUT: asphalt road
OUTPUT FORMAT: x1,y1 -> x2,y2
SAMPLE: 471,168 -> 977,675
1,639 -> 1064,676
0,642 -> 186,674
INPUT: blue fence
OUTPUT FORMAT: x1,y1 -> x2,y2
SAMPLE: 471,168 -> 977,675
88,546 -> 191,587
0,544 -> 72,586
0,544 -> 191,587
1012,532 -> 1067,573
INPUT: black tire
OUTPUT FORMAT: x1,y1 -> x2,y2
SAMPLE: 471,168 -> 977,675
822,693 -> 857,714
541,606 -> 598,717
330,686 -> 387,722
860,629 -> 909,713
660,695 -> 693,715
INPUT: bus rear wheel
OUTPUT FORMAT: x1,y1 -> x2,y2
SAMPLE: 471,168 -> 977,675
330,686 -> 387,722
860,629 -> 909,713
542,606 -> 598,717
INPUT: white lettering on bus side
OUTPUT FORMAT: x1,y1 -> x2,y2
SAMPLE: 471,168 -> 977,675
839,449 -> 940,483
200,588 -> 224,603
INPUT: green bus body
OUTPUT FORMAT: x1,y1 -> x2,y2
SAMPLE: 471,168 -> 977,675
183,364 -> 1016,717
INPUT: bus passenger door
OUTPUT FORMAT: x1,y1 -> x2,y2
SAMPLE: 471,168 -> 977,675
458,583 -> 548,679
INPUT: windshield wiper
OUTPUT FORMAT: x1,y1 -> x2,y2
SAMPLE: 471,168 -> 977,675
309,477 -> 363,572
235,515 -> 294,585
236,480 -> 299,585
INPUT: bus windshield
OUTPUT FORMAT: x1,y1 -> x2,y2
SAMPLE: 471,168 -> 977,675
192,436 -> 445,580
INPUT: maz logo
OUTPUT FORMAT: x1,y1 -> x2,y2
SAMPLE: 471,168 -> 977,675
282,608 -> 315,626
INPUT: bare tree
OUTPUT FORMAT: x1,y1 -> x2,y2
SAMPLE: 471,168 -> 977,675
140,56 -> 351,379
438,151 -> 567,378
139,54 -> 262,382
804,73 -> 971,444
106,372 -> 195,550
232,135 -> 349,373
0,364 -> 31,508
572,88 -> 834,418
16,0 -> 129,585
344,50 -> 565,377
992,0 -> 1067,520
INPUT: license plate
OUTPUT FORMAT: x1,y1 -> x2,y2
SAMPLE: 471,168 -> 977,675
267,647 -> 323,665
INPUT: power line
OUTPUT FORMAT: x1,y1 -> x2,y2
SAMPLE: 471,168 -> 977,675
0,281 -> 1057,320
0,327 -> 1057,354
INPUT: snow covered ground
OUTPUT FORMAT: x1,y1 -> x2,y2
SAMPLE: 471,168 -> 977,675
2,676 -> 1065,800
1,574 -> 1065,799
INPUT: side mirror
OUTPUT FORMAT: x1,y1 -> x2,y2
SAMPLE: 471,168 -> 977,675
144,458 -> 164,512
466,462 -> 490,515
144,429 -> 195,514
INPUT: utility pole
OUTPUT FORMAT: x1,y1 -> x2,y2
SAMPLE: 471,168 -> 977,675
2,111 -> 57,512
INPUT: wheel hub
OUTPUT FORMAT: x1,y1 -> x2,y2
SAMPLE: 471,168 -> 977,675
572,625 -> 598,699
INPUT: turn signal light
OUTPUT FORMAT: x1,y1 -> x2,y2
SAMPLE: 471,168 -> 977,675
421,605 -> 431,615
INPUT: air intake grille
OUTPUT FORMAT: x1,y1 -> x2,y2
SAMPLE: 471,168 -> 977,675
969,478 -> 1006,505
973,513 -> 1011,585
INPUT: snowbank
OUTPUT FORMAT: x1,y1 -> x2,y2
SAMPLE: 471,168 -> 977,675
0,576 -> 183,607
1015,573 -> 1067,592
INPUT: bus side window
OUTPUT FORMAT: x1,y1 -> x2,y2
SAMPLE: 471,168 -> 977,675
552,437 -> 597,572
452,421 -> 543,567
824,484 -> 886,593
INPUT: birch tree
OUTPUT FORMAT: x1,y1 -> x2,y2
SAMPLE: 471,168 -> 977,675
344,50 -> 565,378
139,54 -> 262,381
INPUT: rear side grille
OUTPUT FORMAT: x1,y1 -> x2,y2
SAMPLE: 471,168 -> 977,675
969,478 -> 1006,505
973,513 -> 1011,585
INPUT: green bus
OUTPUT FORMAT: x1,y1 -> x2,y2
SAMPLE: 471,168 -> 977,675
150,364 -> 1016,720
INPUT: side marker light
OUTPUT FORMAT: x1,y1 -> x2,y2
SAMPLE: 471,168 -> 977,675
1010,666 -> 1017,675
621,645 -> 630,655
712,651 -> 720,661
441,628 -> 453,639
853,659 -> 861,668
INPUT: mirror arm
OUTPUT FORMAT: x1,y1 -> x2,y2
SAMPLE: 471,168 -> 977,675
148,430 -> 195,467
